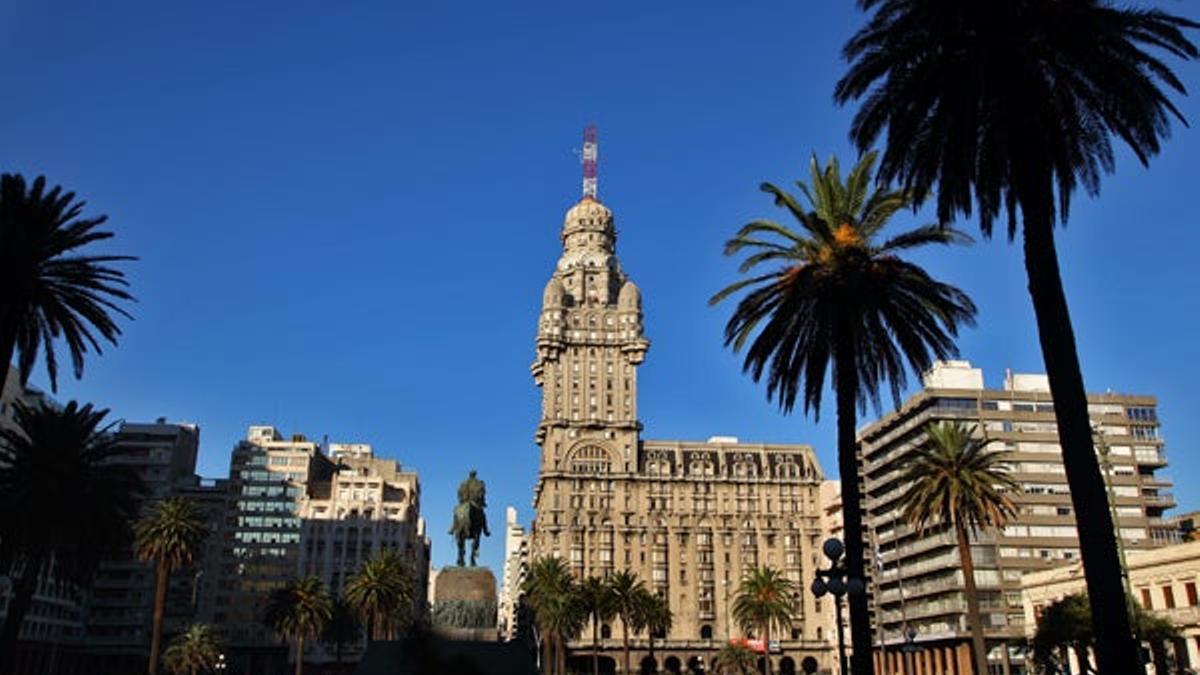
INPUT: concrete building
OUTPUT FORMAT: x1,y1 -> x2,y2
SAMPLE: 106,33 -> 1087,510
297,444 -> 430,663
529,195 -> 831,674
498,506 -> 530,641
215,426 -> 337,670
858,360 -> 1174,675
1023,540 -> 1200,672
84,419 -> 201,670
0,367 -> 89,675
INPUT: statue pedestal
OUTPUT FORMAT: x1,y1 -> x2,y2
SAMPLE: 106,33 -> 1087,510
431,566 -> 497,642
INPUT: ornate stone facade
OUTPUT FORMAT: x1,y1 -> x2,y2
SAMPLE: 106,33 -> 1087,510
530,197 -> 832,674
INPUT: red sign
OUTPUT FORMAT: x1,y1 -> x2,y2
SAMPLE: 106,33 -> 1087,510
728,638 -> 767,654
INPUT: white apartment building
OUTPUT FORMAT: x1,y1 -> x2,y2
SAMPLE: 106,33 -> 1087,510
498,506 -> 530,641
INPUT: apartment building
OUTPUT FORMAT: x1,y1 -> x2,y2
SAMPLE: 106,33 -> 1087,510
498,506 -> 530,642
85,419 -> 201,671
859,360 -> 1173,675
297,443 -> 429,663
216,426 -> 336,671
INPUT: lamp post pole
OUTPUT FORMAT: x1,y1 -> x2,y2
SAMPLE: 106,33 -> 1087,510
811,537 -> 863,675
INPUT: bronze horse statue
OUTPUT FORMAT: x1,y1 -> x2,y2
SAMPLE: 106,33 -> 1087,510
449,470 -> 490,566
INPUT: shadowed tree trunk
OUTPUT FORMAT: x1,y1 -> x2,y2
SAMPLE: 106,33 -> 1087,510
623,616 -> 631,675
835,331 -> 874,675
954,523 -> 988,675
593,615 -> 600,675
1016,158 -> 1140,675
148,558 -> 169,675
294,636 -> 304,675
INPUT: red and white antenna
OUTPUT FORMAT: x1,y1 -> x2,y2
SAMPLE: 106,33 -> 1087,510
581,124 -> 598,200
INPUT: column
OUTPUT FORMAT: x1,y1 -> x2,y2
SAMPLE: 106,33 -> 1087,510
955,644 -> 972,675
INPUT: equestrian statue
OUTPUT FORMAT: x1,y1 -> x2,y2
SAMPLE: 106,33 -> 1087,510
449,470 -> 490,567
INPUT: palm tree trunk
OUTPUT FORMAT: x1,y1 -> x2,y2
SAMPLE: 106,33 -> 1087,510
1017,169 -> 1140,675
541,629 -> 552,675
557,632 -> 568,675
834,329 -> 873,675
623,617 -> 631,675
148,558 -> 169,675
295,636 -> 304,675
593,615 -> 600,675
647,632 -> 655,673
0,555 -> 42,674
954,523 -> 988,675
763,622 -> 773,675
0,306 -> 17,386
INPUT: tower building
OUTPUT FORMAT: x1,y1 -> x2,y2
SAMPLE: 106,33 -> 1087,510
529,129 -> 831,674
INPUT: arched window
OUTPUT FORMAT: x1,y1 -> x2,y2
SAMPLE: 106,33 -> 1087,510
776,459 -> 800,479
601,624 -> 612,639
571,445 -> 612,474
689,458 -> 714,476
700,624 -> 713,640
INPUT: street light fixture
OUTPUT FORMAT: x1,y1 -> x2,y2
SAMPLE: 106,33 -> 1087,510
811,537 -> 863,675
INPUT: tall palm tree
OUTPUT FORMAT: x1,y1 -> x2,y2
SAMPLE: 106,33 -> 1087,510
0,174 -> 135,392
607,570 -> 647,675
162,623 -> 222,675
343,550 -> 414,641
522,556 -> 577,675
262,576 -> 333,675
711,152 -> 977,674
135,498 -> 210,675
715,643 -> 756,675
835,4 -> 1198,671
320,597 -> 363,665
0,400 -> 143,672
899,422 -> 1019,675
634,589 -> 672,672
578,576 -> 616,675
732,567 -> 795,675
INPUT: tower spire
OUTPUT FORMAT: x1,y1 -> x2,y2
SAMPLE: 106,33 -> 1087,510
581,124 -> 598,201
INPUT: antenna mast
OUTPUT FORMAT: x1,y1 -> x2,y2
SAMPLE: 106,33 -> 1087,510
582,124 -> 598,200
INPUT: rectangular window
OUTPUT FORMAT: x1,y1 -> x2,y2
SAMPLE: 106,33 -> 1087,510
1164,586 -> 1176,609
1142,588 -> 1153,609
1187,582 -> 1198,607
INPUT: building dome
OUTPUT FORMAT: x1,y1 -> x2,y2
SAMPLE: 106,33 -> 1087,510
563,197 -> 614,233
617,281 -> 641,311
542,277 -> 565,309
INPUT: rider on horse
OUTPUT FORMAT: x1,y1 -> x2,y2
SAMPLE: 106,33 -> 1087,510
450,470 -> 490,566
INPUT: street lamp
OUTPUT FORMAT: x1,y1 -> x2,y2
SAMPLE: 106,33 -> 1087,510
811,538 -> 863,675
214,653 -> 227,672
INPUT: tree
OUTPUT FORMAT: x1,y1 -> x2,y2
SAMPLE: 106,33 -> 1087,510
343,550 -> 415,641
522,556 -> 580,675
731,567 -> 795,675
715,643 -> 757,675
711,152 -> 976,674
607,570 -> 647,675
262,576 -> 333,675
1032,592 -> 1182,675
0,174 -> 135,392
320,598 -> 363,664
0,400 -> 143,672
162,623 -> 221,675
835,4 -> 1198,671
634,589 -> 672,672
578,576 -> 616,675
135,498 -> 210,675
899,422 -> 1019,675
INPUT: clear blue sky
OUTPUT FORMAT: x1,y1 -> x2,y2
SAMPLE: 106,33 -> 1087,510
4,1 -> 1199,574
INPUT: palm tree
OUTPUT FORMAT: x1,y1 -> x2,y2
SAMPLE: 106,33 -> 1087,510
715,643 -> 756,675
899,422 -> 1019,675
320,598 -> 363,665
135,498 -> 210,675
711,152 -> 977,674
0,400 -> 143,672
634,589 -> 672,672
343,550 -> 414,641
578,576 -> 616,675
607,570 -> 647,675
835,5 -> 1198,671
162,623 -> 222,675
732,567 -> 795,675
522,556 -> 577,675
0,174 -> 135,392
262,576 -> 333,675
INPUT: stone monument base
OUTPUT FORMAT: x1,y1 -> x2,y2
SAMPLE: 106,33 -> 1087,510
431,566 -> 498,642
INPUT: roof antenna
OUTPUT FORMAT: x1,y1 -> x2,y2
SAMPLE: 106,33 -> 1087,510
582,124 -> 598,201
